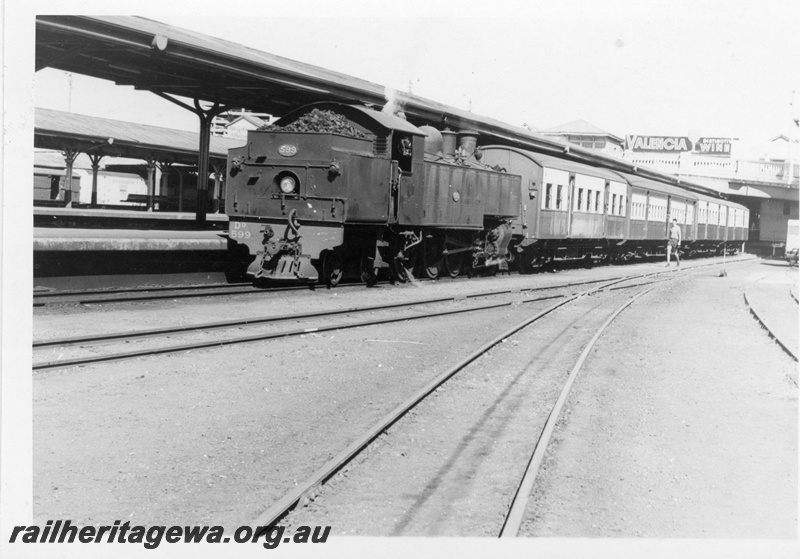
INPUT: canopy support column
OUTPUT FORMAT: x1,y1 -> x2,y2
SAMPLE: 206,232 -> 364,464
151,91 -> 227,225
156,160 -> 173,210
61,148 -> 79,208
145,157 -> 157,211
88,153 -> 103,206
212,162 -> 224,213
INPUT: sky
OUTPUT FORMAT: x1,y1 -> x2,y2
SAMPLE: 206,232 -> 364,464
26,0 -> 800,159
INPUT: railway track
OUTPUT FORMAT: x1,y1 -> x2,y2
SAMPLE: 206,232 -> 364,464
31,255 -> 709,307
32,274 -> 650,371
246,271 -> 697,531
499,282 -> 657,536
31,256 -> 763,533
239,259 -> 760,535
33,281 -> 330,307
743,270 -> 799,363
33,258 -> 753,373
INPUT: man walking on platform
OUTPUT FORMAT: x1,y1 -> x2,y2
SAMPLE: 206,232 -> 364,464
666,218 -> 682,267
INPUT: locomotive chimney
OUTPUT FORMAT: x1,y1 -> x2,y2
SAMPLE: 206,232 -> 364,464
458,129 -> 479,158
441,129 -> 457,158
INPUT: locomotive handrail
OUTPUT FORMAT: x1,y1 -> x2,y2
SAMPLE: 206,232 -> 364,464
270,193 -> 347,220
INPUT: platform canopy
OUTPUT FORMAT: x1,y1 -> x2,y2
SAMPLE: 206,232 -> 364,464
35,15 -> 723,209
35,16 -> 566,152
35,108 -> 244,166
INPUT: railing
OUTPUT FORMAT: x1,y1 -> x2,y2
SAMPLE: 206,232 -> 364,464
626,152 -> 799,187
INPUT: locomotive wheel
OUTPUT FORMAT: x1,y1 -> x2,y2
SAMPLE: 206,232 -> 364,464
391,259 -> 410,283
517,250 -> 534,274
444,249 -> 463,278
421,239 -> 441,280
359,254 -> 378,287
321,250 -> 344,288
392,246 -> 418,283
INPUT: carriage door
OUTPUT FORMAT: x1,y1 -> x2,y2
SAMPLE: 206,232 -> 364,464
603,180 -> 611,237
567,176 -> 576,237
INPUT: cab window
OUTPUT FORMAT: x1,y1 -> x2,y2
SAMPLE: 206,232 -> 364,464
392,134 -> 413,173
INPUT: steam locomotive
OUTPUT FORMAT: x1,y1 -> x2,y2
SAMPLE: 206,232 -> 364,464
225,102 -> 748,285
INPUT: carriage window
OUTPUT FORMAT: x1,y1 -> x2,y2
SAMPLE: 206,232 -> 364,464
545,183 -> 553,209
577,188 -> 584,211
556,185 -> 563,210
594,191 -> 601,212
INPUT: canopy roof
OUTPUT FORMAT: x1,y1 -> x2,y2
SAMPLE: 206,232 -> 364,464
35,16 -> 567,152
35,15 -> 725,200
35,108 -> 244,165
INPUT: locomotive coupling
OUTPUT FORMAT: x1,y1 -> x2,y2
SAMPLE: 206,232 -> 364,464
253,210 -> 319,283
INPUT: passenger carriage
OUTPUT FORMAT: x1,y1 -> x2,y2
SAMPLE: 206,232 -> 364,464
615,173 -> 698,259
480,146 -> 628,270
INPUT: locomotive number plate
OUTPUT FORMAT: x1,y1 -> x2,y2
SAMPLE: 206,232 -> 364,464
278,144 -> 298,157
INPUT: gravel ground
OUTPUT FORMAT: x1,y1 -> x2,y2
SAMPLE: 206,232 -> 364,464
523,260 -> 797,539
34,273 -> 594,529
29,256 -> 798,557
280,288 -> 637,536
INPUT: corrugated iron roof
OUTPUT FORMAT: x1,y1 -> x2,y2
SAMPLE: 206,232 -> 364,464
35,108 -> 244,163
35,16 -> 568,155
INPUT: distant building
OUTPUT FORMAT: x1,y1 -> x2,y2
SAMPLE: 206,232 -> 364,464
762,134 -> 796,162
540,119 -> 625,156
211,109 -> 272,141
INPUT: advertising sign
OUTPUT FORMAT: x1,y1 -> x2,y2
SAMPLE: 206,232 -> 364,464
625,135 -> 692,152
626,135 -> 736,157
694,137 -> 734,155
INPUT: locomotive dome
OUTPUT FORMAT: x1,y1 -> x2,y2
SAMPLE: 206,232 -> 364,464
419,125 -> 444,156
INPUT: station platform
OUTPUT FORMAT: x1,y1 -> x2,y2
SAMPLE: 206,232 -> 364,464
34,227 -> 228,252
33,207 -> 240,285
34,206 -> 228,231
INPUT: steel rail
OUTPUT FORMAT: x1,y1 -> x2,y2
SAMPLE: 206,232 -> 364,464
34,276 -> 625,349
33,255 -> 754,307
37,282 -> 631,370
499,283 -> 660,537
34,256 -> 742,348
33,283 -> 326,306
33,260 -> 748,369
497,258 -> 758,536
249,274 -> 643,528
33,300 -> 519,372
33,282 -> 252,298
743,287 -> 798,362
